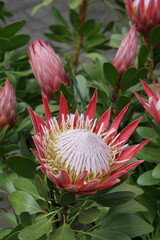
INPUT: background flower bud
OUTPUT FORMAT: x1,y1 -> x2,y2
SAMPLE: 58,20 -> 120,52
113,25 -> 138,78
0,78 -> 16,130
125,0 -> 160,36
28,39 -> 69,99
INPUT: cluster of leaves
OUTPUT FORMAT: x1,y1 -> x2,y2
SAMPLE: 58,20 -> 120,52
1,0 -> 160,239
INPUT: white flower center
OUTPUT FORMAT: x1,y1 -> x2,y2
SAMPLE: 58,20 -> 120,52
54,129 -> 113,177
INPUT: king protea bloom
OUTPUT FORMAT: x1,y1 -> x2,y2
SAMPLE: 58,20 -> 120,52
125,0 -> 160,36
28,91 -> 149,194
113,25 -> 138,78
28,40 -> 69,99
134,79 -> 160,123
0,78 -> 16,130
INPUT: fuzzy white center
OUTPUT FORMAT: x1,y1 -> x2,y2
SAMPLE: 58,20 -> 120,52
54,129 -> 113,177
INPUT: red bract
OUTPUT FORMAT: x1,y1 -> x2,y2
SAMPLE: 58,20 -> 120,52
125,0 -> 160,36
113,25 -> 138,78
134,79 -> 160,123
0,79 -> 16,130
29,91 -> 149,195
28,40 -> 69,99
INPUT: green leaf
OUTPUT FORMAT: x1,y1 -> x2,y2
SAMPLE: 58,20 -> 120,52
148,25 -> 160,48
137,126 -> 159,139
108,200 -> 147,216
7,155 -> 37,179
59,192 -> 76,205
50,224 -> 75,240
0,37 -> 11,50
138,45 -> 149,68
0,20 -> 26,38
50,25 -> 71,37
152,163 -> 160,179
20,212 -> 31,227
137,170 -> 160,186
86,35 -> 106,49
120,67 -> 148,92
4,34 -> 30,51
0,229 -> 12,239
116,95 -> 130,112
0,171 -> 17,192
31,0 -> 54,16
103,213 -> 153,238
69,0 -> 83,9
94,191 -> 135,207
13,178 -> 45,200
79,20 -> 95,36
0,125 -> 9,141
92,231 -> 131,240
136,147 -> 160,163
18,217 -> 52,240
110,183 -> 144,196
34,175 -> 49,200
3,212 -> 17,227
8,191 -> 42,215
103,62 -> 119,87
78,206 -> 100,224
69,9 -> 80,30
120,67 -> 137,92
51,7 -> 68,27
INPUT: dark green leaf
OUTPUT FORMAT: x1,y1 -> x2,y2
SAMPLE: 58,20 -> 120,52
94,191 -> 135,207
116,95 -> 130,112
59,192 -> 76,205
50,224 -> 75,240
86,35 -> 106,49
92,231 -> 131,240
148,25 -> 160,48
0,20 -> 26,38
20,212 -> 31,227
138,45 -> 149,68
50,25 -> 71,37
7,155 -> 37,179
51,7 -> 68,27
8,191 -> 42,215
69,9 -> 80,30
78,206 -> 100,224
34,175 -> 49,200
0,171 -> 17,192
103,62 -> 119,86
0,229 -> 12,239
79,20 -> 95,36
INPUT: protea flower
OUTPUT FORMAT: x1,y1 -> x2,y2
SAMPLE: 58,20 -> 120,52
134,79 -> 160,123
125,0 -> 160,36
28,91 -> 149,194
113,25 -> 138,78
28,40 -> 69,99
0,78 -> 16,130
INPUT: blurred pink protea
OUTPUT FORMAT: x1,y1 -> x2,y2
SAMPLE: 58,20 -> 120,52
0,79 -> 16,130
113,25 -> 138,78
28,40 -> 69,99
28,91 -> 149,195
125,0 -> 160,36
134,79 -> 160,123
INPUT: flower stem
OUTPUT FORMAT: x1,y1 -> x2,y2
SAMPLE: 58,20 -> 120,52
71,0 -> 89,68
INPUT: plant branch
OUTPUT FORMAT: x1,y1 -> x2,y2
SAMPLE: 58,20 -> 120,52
71,0 -> 89,68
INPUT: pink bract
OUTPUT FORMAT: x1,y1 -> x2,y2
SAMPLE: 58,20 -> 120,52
125,0 -> 160,36
113,25 -> 138,78
0,78 -> 16,130
29,91 -> 149,195
134,79 -> 160,123
28,39 -> 69,99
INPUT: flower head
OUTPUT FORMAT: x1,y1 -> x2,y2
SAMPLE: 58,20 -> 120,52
113,25 -> 138,78
134,79 -> 160,123
28,40 -> 69,99
125,0 -> 160,36
29,91 -> 149,194
0,78 -> 16,130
